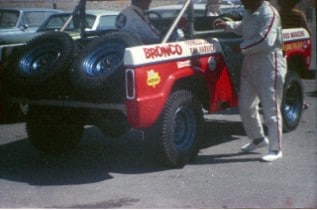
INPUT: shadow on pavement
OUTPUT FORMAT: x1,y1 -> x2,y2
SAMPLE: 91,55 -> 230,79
193,152 -> 261,165
201,118 -> 245,149
0,118 -> 248,186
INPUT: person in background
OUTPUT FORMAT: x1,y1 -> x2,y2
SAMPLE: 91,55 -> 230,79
205,0 -> 222,16
115,0 -> 161,44
277,0 -> 311,34
214,0 -> 287,162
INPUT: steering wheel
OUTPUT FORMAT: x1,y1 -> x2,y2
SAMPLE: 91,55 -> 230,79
144,10 -> 167,35
144,10 -> 162,20
144,11 -> 185,41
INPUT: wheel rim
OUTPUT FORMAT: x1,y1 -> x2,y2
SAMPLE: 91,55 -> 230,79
283,81 -> 302,124
173,106 -> 196,151
19,43 -> 61,76
81,42 -> 124,77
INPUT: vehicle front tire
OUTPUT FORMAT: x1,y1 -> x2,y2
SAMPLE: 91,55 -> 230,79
143,90 -> 203,167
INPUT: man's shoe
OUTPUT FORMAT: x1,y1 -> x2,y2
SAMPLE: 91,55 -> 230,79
261,150 -> 283,162
241,137 -> 269,152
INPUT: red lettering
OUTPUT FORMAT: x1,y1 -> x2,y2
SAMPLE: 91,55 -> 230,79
291,31 -> 304,38
143,44 -> 183,59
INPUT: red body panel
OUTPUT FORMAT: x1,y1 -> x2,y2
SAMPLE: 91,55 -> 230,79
126,54 -> 238,128
283,29 -> 312,70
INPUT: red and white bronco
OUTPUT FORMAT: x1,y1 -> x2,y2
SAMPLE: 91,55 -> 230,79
2,0 -> 312,167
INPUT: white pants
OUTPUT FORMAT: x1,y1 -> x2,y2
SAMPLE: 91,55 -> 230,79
239,50 -> 287,151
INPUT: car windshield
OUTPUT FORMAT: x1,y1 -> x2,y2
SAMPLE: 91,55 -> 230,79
39,14 -> 97,32
0,10 -> 19,28
20,11 -> 57,28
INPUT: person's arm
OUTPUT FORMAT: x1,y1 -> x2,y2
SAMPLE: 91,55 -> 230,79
225,21 -> 243,35
240,7 -> 281,54
213,19 -> 242,35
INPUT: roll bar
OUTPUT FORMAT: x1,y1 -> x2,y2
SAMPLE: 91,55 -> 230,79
161,0 -> 194,43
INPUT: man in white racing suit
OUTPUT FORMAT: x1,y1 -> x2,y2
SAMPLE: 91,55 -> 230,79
214,0 -> 287,161
115,0 -> 161,44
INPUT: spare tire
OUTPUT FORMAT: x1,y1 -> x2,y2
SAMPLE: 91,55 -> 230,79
70,31 -> 143,100
3,31 -> 77,90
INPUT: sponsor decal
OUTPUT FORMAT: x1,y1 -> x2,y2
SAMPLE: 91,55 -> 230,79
115,14 -> 127,28
185,40 -> 209,46
190,44 -> 215,54
283,41 -> 304,51
143,44 -> 183,59
146,70 -> 161,88
177,60 -> 191,69
283,30 -> 305,40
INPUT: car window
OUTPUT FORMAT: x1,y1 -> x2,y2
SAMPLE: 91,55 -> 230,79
150,8 -> 206,18
97,15 -> 117,30
43,16 -> 74,30
0,10 -> 19,28
40,14 -> 96,31
20,11 -> 57,28
84,14 -> 96,29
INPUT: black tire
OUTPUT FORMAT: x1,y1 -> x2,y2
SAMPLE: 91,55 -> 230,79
26,106 -> 84,154
281,71 -> 304,132
70,31 -> 143,99
4,32 -> 76,86
143,90 -> 203,167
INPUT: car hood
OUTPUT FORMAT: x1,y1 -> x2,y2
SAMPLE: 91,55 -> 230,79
0,32 -> 43,45
0,31 -> 81,45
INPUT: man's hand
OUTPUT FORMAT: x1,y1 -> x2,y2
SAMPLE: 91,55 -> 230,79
213,19 -> 226,29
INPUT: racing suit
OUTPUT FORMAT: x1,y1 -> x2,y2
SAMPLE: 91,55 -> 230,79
225,1 -> 287,151
115,5 -> 161,44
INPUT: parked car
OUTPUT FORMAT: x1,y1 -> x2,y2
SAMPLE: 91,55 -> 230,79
0,8 -> 62,36
38,10 -> 118,32
0,10 -> 118,45
149,4 -> 243,18
0,10 -> 118,122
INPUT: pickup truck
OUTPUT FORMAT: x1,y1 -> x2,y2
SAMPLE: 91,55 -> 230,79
1,0 -> 312,167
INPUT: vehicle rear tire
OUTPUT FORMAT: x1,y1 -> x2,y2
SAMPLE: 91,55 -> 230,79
70,31 -> 143,100
26,106 -> 84,154
281,71 -> 303,132
143,90 -> 203,167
